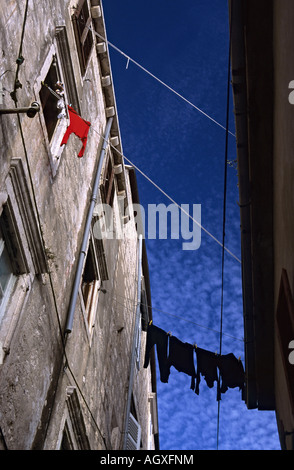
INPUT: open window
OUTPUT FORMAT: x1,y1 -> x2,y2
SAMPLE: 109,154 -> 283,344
140,277 -> 149,332
39,55 -> 66,142
72,0 -> 94,76
80,225 -> 109,336
81,239 -> 101,331
36,27 -> 80,177
100,152 -> 115,208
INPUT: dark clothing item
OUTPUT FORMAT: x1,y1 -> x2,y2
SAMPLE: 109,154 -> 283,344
143,324 -> 170,383
195,347 -> 219,395
167,336 -> 196,391
217,353 -> 245,399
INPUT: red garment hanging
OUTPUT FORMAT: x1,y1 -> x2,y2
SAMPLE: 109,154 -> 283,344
61,106 -> 91,157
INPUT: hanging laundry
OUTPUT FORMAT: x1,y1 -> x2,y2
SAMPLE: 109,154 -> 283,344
167,335 -> 196,391
217,353 -> 245,400
60,105 -> 91,158
143,323 -> 246,402
143,323 -> 170,383
194,347 -> 219,395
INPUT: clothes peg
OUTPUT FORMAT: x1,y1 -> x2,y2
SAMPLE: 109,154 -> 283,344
167,331 -> 172,337
193,343 -> 197,349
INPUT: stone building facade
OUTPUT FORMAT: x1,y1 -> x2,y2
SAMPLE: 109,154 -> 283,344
0,0 -> 159,450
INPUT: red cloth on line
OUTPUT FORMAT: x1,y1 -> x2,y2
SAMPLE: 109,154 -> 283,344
61,106 -> 91,157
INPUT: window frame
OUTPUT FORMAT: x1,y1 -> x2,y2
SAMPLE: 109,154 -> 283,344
0,223 -> 17,316
35,43 -> 72,177
39,56 -> 65,143
79,234 -> 102,338
0,158 -> 47,362
100,151 -> 115,208
57,386 -> 90,450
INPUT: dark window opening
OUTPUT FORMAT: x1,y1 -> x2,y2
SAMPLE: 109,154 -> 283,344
40,57 -> 64,142
0,210 -> 17,309
101,155 -> 115,208
60,424 -> 74,450
140,288 -> 149,332
81,242 -> 100,327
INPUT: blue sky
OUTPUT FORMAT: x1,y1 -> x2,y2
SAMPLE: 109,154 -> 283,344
101,0 -> 281,450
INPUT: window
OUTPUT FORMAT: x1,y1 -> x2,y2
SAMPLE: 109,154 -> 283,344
55,26 -> 80,115
36,30 -> 80,177
0,158 -> 47,360
96,152 -> 116,240
101,153 -> 115,208
60,423 -> 74,450
80,228 -> 109,335
81,239 -> 101,330
39,56 -> 66,142
140,278 -> 149,332
72,0 -> 94,76
58,386 -> 90,450
0,218 -> 16,314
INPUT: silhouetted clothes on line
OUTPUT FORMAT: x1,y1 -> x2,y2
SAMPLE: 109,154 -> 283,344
143,323 -> 245,401
143,324 -> 170,383
167,335 -> 196,391
195,347 -> 218,395
217,353 -> 245,400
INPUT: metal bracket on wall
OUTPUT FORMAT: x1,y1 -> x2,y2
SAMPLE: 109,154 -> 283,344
0,101 -> 40,118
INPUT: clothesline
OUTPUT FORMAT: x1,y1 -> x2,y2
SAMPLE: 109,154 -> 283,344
50,35 -> 241,263
112,293 -> 244,344
144,322 -> 246,402
90,27 -> 236,138
88,122 -> 241,264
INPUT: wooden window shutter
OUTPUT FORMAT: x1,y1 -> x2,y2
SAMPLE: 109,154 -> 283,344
126,413 -> 141,450
55,26 -> 81,115
72,0 -> 93,76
